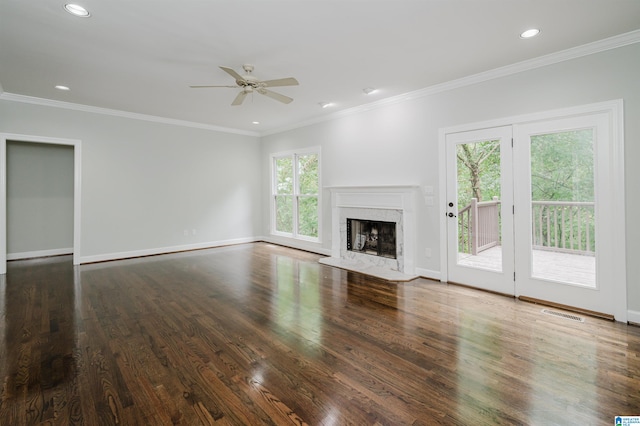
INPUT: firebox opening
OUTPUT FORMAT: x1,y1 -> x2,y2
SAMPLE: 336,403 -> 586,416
346,218 -> 397,259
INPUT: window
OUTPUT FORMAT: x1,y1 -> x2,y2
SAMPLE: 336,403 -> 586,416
272,149 -> 320,241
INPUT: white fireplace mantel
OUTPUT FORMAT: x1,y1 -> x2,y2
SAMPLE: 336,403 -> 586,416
321,185 -> 419,281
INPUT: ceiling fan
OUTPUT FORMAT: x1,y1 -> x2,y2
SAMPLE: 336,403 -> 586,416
190,64 -> 299,106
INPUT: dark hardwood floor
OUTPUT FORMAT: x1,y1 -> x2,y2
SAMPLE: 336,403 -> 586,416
1,242 -> 639,425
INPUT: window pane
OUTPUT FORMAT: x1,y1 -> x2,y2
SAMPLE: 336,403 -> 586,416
297,196 -> 318,237
530,129 -> 596,287
275,157 -> 293,195
275,195 -> 293,233
298,154 -> 318,195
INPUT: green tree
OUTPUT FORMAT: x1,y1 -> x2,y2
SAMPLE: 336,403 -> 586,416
530,129 -> 595,252
297,154 -> 318,238
456,140 -> 501,208
275,156 -> 293,233
530,129 -> 594,202
274,153 -> 319,238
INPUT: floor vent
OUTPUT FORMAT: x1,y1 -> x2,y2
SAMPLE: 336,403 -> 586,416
541,309 -> 585,322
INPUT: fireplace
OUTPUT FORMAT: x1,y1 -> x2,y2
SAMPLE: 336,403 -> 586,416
319,186 -> 418,281
347,218 -> 397,259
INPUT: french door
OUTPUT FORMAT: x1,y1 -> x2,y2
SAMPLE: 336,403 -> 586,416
445,126 -> 514,295
513,113 -> 616,315
445,109 -> 623,319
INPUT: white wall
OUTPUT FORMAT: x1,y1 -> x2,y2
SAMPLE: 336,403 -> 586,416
0,101 -> 262,262
7,141 -> 74,257
0,43 -> 637,315
260,43 -> 640,313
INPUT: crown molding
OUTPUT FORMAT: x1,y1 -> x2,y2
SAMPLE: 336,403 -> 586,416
0,92 -> 260,137
262,29 -> 640,136
1,30 -> 638,139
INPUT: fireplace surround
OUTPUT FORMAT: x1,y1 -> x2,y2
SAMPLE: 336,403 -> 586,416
319,186 -> 418,281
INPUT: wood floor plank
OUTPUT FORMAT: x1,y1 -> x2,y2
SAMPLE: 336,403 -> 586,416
1,242 -> 640,425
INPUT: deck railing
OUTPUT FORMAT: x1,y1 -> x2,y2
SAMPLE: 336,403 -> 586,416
458,197 -> 501,255
532,201 -> 595,255
458,199 -> 595,256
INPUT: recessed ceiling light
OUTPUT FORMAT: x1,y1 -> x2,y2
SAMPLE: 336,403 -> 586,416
55,85 -> 70,91
520,28 -> 540,39
252,121 -> 260,125
319,102 -> 333,108
64,4 -> 90,17
363,88 -> 378,95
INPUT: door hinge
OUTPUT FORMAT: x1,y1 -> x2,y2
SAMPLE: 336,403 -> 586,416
514,272 -> 516,281
511,138 -> 514,147
512,205 -> 515,214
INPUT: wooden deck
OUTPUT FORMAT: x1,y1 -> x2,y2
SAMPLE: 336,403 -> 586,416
458,245 -> 596,287
1,242 -> 638,425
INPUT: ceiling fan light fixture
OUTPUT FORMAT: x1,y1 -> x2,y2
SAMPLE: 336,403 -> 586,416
64,4 -> 90,17
520,28 -> 540,39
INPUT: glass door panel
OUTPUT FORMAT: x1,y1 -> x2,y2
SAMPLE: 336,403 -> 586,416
456,139 -> 503,272
529,130 -> 596,287
446,126 -> 514,295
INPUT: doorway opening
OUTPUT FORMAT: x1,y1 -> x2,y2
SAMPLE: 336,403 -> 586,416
0,134 -> 82,274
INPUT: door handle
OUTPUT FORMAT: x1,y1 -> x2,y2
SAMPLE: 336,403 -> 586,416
447,212 -> 456,218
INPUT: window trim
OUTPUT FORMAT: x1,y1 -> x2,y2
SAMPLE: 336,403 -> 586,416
270,147 -> 321,243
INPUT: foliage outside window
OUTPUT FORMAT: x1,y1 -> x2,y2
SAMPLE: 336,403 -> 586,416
530,129 -> 595,253
456,130 -> 596,253
273,150 -> 320,241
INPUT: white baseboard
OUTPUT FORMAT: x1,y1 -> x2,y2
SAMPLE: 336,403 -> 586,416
77,237 -> 259,264
7,247 -> 73,260
627,310 -> 640,325
260,235 -> 332,256
415,267 -> 441,281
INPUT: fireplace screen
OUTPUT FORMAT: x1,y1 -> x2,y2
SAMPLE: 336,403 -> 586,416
346,219 -> 397,259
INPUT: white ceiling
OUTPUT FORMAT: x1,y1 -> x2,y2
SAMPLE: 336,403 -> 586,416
1,1 -> 639,134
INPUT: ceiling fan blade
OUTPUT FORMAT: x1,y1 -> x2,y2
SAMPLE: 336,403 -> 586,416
219,66 -> 245,83
231,91 -> 248,106
260,89 -> 293,104
189,85 -> 238,88
261,77 -> 299,87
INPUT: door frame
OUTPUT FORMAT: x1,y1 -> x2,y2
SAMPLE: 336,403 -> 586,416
438,100 -> 626,321
0,133 -> 82,274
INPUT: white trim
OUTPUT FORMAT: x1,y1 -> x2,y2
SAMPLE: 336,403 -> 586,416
415,267 -> 441,281
0,92 -> 259,137
78,237 -> 259,264
609,100 -> 627,322
7,248 -> 73,261
438,128 -> 448,283
627,310 -> 640,326
441,100 -> 625,134
260,235 -> 331,256
263,30 -> 640,136
0,140 -> 5,273
0,133 -> 82,273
